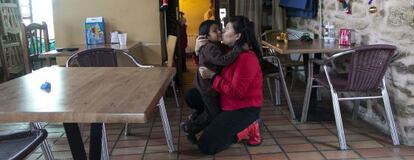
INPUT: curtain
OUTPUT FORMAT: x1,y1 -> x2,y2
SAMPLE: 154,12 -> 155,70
235,0 -> 263,37
272,0 -> 286,31
235,0 -> 287,36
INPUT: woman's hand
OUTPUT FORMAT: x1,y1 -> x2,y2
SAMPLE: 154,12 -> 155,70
199,66 -> 216,79
194,35 -> 208,56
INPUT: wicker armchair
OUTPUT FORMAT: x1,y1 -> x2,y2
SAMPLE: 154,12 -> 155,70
301,44 -> 400,150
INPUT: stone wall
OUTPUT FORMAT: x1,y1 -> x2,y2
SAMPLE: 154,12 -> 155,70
288,0 -> 414,145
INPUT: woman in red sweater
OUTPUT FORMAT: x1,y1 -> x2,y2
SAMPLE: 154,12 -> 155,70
197,16 -> 263,155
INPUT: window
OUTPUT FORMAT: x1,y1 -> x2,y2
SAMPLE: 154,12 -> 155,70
219,8 -> 226,27
19,0 -> 54,39
19,0 -> 33,24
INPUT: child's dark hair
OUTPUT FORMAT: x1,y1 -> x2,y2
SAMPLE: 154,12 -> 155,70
228,16 -> 262,60
198,20 -> 220,36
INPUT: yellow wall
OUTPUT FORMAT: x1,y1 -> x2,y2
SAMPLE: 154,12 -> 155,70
52,0 -> 163,64
179,0 -> 212,35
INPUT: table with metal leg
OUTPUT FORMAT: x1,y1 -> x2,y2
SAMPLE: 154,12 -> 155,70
0,67 -> 177,159
262,40 -> 356,121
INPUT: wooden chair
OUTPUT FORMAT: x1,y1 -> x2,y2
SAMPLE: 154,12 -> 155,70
0,8 -> 27,82
22,22 -> 50,70
0,43 -> 27,81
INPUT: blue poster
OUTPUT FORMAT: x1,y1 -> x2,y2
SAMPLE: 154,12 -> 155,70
85,17 -> 105,45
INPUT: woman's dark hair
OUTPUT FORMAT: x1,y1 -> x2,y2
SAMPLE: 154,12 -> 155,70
199,20 -> 220,36
228,16 -> 262,59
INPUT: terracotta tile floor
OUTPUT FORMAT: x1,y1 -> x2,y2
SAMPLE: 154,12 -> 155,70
2,60 -> 414,160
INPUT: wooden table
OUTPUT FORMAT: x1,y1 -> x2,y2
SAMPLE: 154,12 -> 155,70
0,66 -> 176,159
39,42 -> 138,66
262,39 -> 354,55
262,40 -> 357,122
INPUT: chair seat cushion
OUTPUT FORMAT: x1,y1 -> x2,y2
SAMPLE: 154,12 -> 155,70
261,60 -> 279,75
314,73 -> 349,91
0,129 -> 48,160
314,73 -> 382,92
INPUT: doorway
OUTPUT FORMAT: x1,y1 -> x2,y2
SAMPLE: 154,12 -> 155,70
177,0 -> 234,67
166,0 -> 234,86
179,0 -> 214,55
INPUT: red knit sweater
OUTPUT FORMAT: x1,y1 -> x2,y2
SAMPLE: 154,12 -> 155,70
212,50 -> 263,111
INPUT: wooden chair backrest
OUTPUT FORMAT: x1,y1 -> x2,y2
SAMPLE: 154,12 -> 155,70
23,22 -> 50,56
166,35 -> 177,67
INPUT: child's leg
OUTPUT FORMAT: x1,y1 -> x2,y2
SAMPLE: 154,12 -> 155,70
198,108 -> 260,155
182,88 -> 209,144
185,88 -> 205,112
185,93 -> 220,135
201,92 -> 221,119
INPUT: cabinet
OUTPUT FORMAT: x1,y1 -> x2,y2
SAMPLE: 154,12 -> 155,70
0,0 -> 27,82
